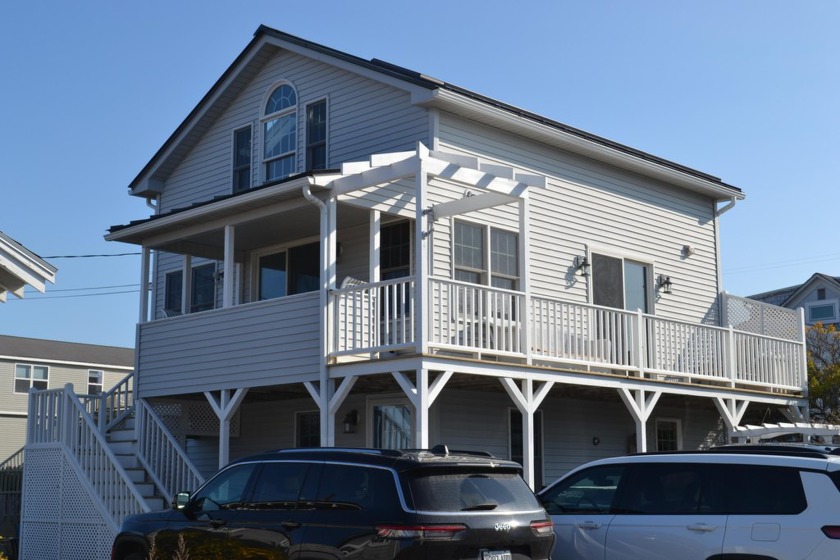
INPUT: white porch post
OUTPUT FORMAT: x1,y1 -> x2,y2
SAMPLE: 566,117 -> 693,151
519,196 -> 532,364
392,370 -> 452,449
139,246 -> 150,323
370,210 -> 381,283
714,397 -> 750,441
500,378 -> 554,489
416,143 -> 429,354
205,388 -> 249,469
222,225 -> 235,308
618,388 -> 662,453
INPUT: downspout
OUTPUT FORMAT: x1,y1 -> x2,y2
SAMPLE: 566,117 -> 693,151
715,196 -> 737,217
714,196 -> 738,326
303,181 -> 331,445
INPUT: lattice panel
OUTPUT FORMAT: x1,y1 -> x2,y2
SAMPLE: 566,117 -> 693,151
151,399 -> 240,438
19,447 -> 116,560
723,293 -> 801,341
22,448 -> 62,519
60,522 -> 113,560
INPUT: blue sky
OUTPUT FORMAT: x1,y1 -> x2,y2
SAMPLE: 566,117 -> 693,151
2,1 -> 838,348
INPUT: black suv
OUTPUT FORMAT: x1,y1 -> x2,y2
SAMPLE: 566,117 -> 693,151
111,446 -> 554,560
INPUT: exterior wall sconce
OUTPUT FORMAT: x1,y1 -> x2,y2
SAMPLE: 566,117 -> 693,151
574,255 -> 591,277
343,409 -> 358,434
658,274 -> 673,295
592,436 -> 600,446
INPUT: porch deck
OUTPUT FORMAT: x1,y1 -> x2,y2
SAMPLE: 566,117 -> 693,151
333,277 -> 806,395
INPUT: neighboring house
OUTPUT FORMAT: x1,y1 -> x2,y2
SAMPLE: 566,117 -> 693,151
20,26 -> 809,558
0,335 -> 134,462
749,273 -> 840,327
0,231 -> 56,303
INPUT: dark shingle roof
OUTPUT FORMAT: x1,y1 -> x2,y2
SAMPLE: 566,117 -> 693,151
0,335 -> 134,368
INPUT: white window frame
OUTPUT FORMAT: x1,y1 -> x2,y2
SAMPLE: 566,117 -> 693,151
88,369 -> 104,395
14,363 -> 49,394
260,80 -> 298,183
366,394 -> 413,449
251,236 -> 320,301
655,417 -> 683,451
806,299 -> 839,324
304,96 -> 328,172
231,124 -> 253,193
451,218 -> 519,289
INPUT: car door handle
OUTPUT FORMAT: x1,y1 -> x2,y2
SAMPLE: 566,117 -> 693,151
687,523 -> 718,532
282,520 -> 302,529
577,522 -> 603,530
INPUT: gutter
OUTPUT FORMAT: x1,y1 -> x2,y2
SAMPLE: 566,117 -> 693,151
715,196 -> 738,217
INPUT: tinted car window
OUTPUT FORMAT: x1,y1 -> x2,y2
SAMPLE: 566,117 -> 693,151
315,464 -> 401,513
249,461 -> 312,508
408,469 -> 540,512
540,465 -> 624,514
192,463 -> 258,512
713,464 -> 806,515
618,463 -> 704,515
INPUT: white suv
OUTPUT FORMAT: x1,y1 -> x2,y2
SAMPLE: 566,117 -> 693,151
537,445 -> 840,560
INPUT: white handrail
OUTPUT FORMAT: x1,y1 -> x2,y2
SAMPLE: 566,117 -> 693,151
29,385 -> 148,531
135,400 -> 205,503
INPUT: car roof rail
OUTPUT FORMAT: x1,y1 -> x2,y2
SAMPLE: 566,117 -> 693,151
707,444 -> 840,459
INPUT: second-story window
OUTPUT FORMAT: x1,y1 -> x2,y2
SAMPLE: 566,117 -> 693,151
15,364 -> 48,394
232,125 -> 252,192
88,370 -> 104,395
305,99 -> 327,171
256,241 -> 319,300
263,83 -> 297,181
191,263 -> 216,313
453,220 -> 519,289
591,253 -> 650,313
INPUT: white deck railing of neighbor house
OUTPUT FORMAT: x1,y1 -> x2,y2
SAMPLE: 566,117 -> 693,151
28,385 -> 148,530
333,278 -> 806,393
0,446 -> 24,538
136,399 -> 205,503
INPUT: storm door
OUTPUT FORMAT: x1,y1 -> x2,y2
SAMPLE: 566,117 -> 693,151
591,253 -> 651,367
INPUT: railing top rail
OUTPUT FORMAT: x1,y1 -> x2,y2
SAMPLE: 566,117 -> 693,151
332,275 -> 416,293
430,277 -> 526,297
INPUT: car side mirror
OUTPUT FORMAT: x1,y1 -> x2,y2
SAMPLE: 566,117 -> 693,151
173,491 -> 191,510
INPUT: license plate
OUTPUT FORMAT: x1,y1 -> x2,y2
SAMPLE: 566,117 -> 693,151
482,551 -> 512,560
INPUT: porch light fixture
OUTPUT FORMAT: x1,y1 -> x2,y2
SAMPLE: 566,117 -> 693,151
657,274 -> 673,295
574,255 -> 591,277
343,410 -> 358,434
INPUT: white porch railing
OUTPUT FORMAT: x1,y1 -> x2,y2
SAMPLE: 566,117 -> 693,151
333,277 -> 416,356
136,400 -> 205,503
27,385 -> 148,530
82,371 -> 135,433
333,277 -> 806,393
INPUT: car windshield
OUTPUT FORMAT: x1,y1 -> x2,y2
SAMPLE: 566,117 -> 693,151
406,468 -> 540,512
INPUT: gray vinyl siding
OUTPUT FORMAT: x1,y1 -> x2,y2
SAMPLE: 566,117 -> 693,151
0,416 -> 26,463
159,50 -> 428,213
136,292 -> 321,397
437,114 -> 720,325
0,359 -> 127,413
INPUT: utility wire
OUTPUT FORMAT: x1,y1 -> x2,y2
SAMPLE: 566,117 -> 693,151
7,289 -> 139,301
43,252 -> 141,259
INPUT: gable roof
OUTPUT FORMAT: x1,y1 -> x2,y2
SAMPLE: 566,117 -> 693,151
0,335 -> 134,369
129,25 -> 743,203
748,273 -> 840,308
0,231 -> 57,303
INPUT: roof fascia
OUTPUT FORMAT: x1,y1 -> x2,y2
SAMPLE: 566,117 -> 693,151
415,88 -> 745,202
0,354 -> 133,370
109,176 -> 325,245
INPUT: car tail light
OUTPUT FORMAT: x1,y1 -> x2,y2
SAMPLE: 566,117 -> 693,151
530,520 -> 554,536
822,526 -> 840,539
376,524 -> 467,540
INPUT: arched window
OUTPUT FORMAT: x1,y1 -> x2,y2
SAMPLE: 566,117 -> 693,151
263,83 -> 297,181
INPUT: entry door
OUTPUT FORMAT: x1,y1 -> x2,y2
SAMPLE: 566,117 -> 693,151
605,463 -> 725,560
